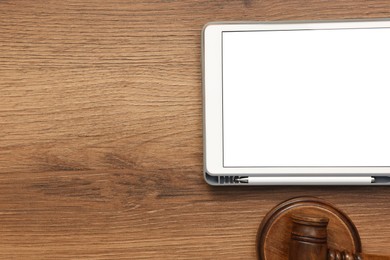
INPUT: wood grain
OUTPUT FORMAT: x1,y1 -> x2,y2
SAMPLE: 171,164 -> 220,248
1,0 -> 390,259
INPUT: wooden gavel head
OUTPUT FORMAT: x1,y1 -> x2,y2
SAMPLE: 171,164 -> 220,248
289,215 -> 329,260
288,215 -> 362,260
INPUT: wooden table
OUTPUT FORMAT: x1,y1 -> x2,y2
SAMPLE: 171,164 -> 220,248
1,0 -> 389,259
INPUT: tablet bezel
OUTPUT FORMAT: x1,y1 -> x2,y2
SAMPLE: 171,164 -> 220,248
203,19 -> 390,176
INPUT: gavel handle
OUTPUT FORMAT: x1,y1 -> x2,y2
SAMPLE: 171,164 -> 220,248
328,248 -> 390,260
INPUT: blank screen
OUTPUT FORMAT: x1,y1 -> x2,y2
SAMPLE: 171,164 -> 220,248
222,28 -> 390,167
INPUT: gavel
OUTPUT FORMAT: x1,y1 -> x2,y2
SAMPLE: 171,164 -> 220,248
289,215 -> 390,260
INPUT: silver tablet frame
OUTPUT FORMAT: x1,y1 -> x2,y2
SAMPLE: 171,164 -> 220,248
202,19 -> 390,185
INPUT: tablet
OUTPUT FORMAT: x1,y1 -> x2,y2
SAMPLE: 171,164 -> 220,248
202,20 -> 390,185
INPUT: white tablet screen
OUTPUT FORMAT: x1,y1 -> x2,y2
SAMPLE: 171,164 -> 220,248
222,28 -> 390,167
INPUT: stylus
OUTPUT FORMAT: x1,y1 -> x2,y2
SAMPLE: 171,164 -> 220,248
237,176 -> 375,185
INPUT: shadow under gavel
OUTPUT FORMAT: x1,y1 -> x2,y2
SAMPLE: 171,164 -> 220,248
289,215 -> 390,260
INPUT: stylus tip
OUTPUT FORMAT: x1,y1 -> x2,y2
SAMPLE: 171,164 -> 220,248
237,177 -> 249,183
